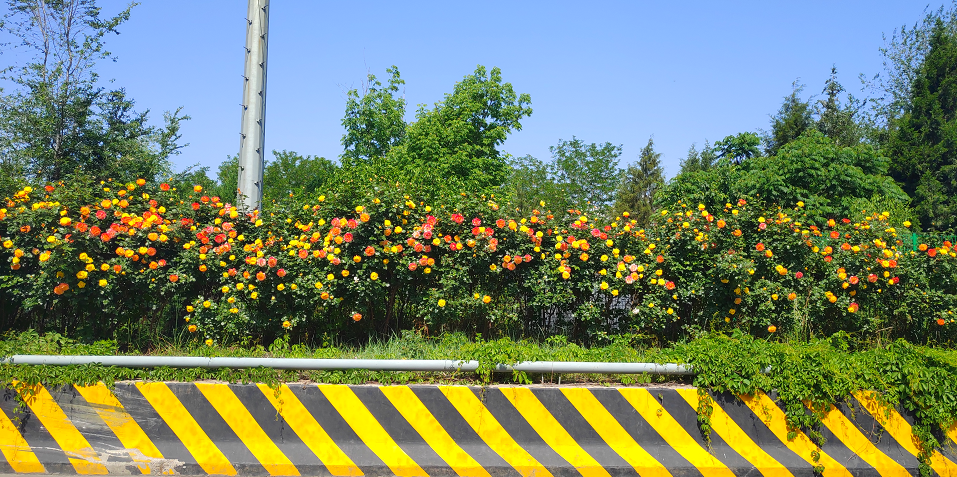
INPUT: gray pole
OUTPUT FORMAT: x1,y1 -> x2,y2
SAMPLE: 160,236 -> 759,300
237,0 -> 269,212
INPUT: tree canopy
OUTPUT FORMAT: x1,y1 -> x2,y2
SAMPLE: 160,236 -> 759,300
661,131 -> 909,223
391,66 -> 532,194
887,20 -> 957,231
613,137 -> 663,225
0,0 -> 187,190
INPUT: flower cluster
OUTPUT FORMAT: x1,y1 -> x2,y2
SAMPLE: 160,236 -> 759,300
1,179 -> 954,345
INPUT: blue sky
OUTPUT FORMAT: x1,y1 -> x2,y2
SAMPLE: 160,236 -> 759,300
24,1 -> 952,179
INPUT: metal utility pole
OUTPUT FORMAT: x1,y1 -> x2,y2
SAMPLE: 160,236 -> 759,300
237,0 -> 269,212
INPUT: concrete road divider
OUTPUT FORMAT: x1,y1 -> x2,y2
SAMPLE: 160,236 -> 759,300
1,383 -> 955,476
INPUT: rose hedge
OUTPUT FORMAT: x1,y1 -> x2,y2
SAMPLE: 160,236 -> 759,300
0,178 -> 954,347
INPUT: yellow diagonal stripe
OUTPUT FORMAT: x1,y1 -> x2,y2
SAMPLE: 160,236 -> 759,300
0,405 -> 45,473
75,383 -> 166,475
319,384 -> 427,477
740,392 -> 851,477
676,389 -> 793,477
196,383 -> 299,476
853,391 -> 957,476
500,387 -> 610,477
619,388 -> 735,477
257,384 -> 363,477
948,424 -> 957,445
380,386 -> 491,477
439,386 -> 553,477
135,382 -> 236,476
15,382 -> 107,474
807,400 -> 910,477
561,388 -> 672,477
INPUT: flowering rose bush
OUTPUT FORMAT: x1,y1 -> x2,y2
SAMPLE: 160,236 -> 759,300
0,178 -> 954,347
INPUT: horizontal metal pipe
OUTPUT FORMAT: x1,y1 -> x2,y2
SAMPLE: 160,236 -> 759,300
0,355 -> 694,375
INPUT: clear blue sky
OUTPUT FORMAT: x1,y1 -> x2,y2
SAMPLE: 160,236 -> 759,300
62,1 -> 951,178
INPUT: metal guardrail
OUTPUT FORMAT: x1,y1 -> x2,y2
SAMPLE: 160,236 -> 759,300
0,355 -> 695,375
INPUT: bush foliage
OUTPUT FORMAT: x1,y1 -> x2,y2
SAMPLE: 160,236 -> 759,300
0,177 -> 954,349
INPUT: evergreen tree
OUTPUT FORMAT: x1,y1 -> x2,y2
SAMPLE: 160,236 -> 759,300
816,67 -> 862,147
765,82 -> 813,156
614,137 -> 663,226
678,140 -> 717,174
887,20 -> 957,231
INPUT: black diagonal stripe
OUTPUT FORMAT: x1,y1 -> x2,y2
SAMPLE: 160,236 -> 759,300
650,389 -> 754,476
809,403 -> 881,477
50,384 -> 146,474
0,388 -> 76,474
707,391 -> 815,476
231,384 -> 324,471
473,387 -> 581,475
590,387 -> 703,477
1,385 -> 75,474
352,386 -> 455,476
411,386 -> 520,477
531,388 -> 639,477
166,382 -> 266,476
940,429 -> 957,463
290,384 -> 392,475
842,397 -> 921,472
111,383 -> 201,475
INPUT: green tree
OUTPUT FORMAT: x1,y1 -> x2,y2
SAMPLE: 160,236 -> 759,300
0,0 -> 187,184
714,132 -> 761,164
340,66 -> 406,167
660,131 -> 910,223
212,154 -> 239,201
765,82 -> 813,156
392,66 -> 532,194
548,137 -> 622,214
741,131 -> 908,221
866,1 -> 957,132
502,154 -> 565,215
613,137 -> 663,225
887,20 -> 957,231
816,67 -> 862,147
263,150 -> 337,202
678,140 -> 718,175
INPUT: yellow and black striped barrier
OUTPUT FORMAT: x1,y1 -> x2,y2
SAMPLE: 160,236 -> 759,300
1,383 -> 956,476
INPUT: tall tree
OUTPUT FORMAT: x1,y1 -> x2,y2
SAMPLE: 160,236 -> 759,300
340,66 -> 407,166
548,137 -> 622,214
614,137 -> 663,225
391,66 -> 532,194
0,0 -> 187,185
679,140 -> 718,174
502,154 -> 564,215
887,20 -> 957,231
816,67 -> 862,147
865,1 -> 957,132
765,82 -> 813,156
